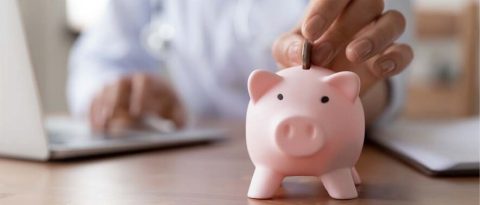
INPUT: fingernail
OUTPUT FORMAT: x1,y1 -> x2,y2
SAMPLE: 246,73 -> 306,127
313,42 -> 334,66
303,15 -> 326,41
350,39 -> 373,61
378,60 -> 396,75
288,42 -> 301,64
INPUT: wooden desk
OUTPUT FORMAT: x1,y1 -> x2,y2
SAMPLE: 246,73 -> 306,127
0,121 -> 477,204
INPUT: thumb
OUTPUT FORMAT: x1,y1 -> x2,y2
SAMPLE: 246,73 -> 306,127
272,32 -> 303,68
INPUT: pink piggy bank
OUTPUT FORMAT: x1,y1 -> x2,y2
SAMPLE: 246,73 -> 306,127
246,66 -> 365,199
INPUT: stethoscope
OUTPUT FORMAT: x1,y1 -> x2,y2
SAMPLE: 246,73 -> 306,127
140,0 -> 174,67
140,0 -> 265,63
140,0 -> 266,118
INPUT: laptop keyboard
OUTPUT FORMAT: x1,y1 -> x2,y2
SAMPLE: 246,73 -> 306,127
43,116 -> 224,159
47,129 -> 143,145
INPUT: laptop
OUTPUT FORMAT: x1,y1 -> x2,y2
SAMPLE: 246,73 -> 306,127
0,0 -> 224,161
369,117 -> 479,176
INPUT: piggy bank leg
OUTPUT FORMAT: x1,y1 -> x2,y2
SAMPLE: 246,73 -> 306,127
247,168 -> 283,199
351,167 -> 361,185
320,168 -> 358,199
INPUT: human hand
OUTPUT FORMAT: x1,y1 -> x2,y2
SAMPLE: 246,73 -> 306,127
89,73 -> 186,133
272,0 -> 413,95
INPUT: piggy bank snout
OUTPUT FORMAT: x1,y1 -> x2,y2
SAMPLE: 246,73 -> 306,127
274,117 -> 324,157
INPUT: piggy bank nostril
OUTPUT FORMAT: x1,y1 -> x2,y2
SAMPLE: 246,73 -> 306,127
286,125 -> 293,139
305,124 -> 315,139
280,124 -> 293,139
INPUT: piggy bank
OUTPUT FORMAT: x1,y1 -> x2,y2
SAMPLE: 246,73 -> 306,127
246,66 -> 365,199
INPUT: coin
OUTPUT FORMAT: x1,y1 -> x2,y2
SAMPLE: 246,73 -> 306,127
302,40 -> 312,70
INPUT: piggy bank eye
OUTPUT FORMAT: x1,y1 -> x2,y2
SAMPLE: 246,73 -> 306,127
277,93 -> 284,100
321,96 -> 329,103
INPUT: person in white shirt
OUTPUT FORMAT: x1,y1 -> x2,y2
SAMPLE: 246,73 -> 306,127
68,0 -> 414,132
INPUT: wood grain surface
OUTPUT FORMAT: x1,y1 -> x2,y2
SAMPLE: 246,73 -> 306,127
0,121 -> 477,205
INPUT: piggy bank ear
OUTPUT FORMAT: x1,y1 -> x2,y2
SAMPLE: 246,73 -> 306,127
323,71 -> 360,102
248,70 -> 283,103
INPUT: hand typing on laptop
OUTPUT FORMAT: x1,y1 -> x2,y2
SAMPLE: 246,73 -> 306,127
0,0 -> 224,160
89,73 -> 187,133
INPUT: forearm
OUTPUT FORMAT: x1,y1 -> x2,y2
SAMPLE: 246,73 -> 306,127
361,80 -> 389,127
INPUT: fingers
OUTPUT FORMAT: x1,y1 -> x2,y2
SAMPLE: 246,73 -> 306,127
89,73 -> 188,133
366,43 -> 414,79
89,78 -> 131,132
130,74 -> 149,117
346,10 -> 406,63
166,100 -> 187,128
311,0 -> 384,66
89,93 -> 107,132
342,43 -> 413,96
276,0 -> 353,67
105,78 -> 131,120
301,0 -> 351,41
272,32 -> 303,67
150,81 -> 187,128
275,0 -> 390,68
129,73 -> 188,128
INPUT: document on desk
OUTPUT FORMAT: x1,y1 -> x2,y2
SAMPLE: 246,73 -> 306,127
370,117 -> 480,176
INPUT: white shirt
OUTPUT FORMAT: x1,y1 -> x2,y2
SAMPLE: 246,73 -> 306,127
68,0 -> 413,124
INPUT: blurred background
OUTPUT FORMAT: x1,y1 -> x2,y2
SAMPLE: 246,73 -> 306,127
17,0 -> 479,119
